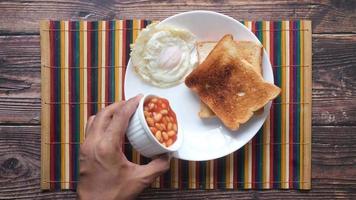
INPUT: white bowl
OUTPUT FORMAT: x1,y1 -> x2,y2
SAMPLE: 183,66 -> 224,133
126,94 -> 183,158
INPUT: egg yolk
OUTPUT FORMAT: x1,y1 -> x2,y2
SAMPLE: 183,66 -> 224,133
158,46 -> 182,69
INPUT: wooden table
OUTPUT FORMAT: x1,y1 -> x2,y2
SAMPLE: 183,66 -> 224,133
0,0 -> 355,199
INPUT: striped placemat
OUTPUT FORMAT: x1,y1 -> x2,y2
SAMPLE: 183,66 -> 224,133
40,19 -> 312,190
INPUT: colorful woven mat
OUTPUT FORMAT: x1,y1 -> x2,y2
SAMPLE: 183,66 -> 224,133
40,20 -> 312,190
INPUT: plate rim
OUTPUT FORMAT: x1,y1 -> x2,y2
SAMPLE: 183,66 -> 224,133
124,10 -> 274,161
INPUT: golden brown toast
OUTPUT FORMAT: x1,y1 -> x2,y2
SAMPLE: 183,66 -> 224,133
185,34 -> 280,130
196,40 -> 264,118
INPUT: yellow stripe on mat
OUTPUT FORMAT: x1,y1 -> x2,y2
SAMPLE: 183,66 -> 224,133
209,160 -> 214,189
40,20 -> 51,190
280,20 -> 286,189
302,20 -> 312,190
189,162 -> 196,188
118,20 -> 123,101
132,19 -> 140,165
59,21 -> 65,189
64,21 -> 70,189
83,21 -> 88,140
171,158 -> 179,188
226,153 -> 234,188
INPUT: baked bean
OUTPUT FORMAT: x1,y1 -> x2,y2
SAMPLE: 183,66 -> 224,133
153,112 -> 162,122
162,131 -> 169,141
162,117 -> 168,124
144,106 -> 149,111
160,123 -> 166,131
167,130 -> 176,137
161,103 -> 167,109
173,124 -> 177,132
150,127 -> 157,134
165,116 -> 171,123
144,111 -> 151,118
160,109 -> 168,115
155,130 -> 162,142
167,122 -> 172,130
166,139 -> 173,147
155,122 -> 161,130
148,102 -> 155,110
151,98 -> 158,103
146,117 -> 154,127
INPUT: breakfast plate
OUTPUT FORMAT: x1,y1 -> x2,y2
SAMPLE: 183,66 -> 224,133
125,10 -> 274,161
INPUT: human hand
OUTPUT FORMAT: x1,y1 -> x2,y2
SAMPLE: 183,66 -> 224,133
77,95 -> 171,200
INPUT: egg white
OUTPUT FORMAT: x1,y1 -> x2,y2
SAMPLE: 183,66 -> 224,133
130,23 -> 198,88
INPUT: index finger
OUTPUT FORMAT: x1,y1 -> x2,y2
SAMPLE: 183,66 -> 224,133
89,102 -> 123,137
105,94 -> 143,146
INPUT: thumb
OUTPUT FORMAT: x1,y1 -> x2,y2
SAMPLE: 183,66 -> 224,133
140,154 -> 171,182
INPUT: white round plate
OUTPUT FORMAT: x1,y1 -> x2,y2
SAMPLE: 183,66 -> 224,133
125,10 -> 274,161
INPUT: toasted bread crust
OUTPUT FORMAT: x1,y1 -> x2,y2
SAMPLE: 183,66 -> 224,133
185,35 -> 280,130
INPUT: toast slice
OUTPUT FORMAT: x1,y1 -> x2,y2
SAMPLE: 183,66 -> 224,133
197,41 -> 263,74
185,34 -> 280,130
197,40 -> 264,118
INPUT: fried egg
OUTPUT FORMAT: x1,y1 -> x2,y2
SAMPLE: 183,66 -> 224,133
130,23 -> 198,88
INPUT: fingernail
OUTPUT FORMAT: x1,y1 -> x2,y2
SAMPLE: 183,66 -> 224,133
127,94 -> 143,103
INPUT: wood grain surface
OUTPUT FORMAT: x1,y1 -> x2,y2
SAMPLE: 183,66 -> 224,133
0,0 -> 355,199
0,0 -> 355,34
